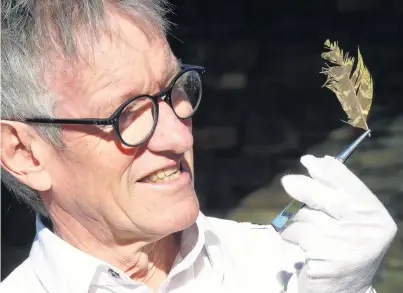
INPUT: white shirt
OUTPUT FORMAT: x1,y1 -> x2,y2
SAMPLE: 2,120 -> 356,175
0,212 -> 375,293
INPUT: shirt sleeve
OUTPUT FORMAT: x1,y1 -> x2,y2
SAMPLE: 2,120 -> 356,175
206,218 -> 379,293
285,272 -> 377,293
206,217 -> 306,292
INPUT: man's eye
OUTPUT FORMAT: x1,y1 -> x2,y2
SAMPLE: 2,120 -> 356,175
119,97 -> 153,129
120,107 -> 140,123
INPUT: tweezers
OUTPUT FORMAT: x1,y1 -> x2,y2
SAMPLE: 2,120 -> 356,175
271,129 -> 372,232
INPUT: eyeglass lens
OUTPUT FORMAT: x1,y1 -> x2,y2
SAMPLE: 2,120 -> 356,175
118,69 -> 202,146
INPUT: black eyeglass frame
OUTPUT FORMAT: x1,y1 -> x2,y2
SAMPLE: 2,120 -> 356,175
23,64 -> 205,147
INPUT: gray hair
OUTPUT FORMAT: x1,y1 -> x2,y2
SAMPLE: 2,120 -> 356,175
1,0 -> 172,217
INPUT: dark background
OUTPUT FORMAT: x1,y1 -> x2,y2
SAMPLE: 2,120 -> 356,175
2,0 -> 403,291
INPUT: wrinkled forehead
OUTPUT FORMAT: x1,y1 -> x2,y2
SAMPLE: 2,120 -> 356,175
44,8 -> 177,109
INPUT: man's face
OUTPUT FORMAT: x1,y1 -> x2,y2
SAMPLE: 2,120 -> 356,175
44,12 -> 199,240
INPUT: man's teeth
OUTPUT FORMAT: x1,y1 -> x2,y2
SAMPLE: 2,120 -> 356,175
144,167 -> 180,183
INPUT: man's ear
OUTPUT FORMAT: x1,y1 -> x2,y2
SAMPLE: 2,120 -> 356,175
1,121 -> 52,191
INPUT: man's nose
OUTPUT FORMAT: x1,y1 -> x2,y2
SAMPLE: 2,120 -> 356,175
147,101 -> 193,154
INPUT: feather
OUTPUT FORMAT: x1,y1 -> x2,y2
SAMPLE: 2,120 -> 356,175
320,39 -> 373,130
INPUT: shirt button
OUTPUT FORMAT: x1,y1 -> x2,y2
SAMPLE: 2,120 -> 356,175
108,268 -> 120,279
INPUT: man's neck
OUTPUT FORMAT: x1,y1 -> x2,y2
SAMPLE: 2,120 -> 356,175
124,233 -> 182,291
48,208 -> 181,292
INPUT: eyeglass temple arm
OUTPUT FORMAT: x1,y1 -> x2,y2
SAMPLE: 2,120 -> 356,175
24,117 -> 112,125
271,129 -> 372,232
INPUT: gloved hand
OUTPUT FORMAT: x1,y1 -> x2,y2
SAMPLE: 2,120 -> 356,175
280,155 -> 397,293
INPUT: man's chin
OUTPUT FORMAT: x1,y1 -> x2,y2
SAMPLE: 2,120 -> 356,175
119,194 -> 200,236
154,196 -> 200,234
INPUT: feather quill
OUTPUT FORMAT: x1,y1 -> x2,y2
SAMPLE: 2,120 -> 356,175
320,39 -> 373,130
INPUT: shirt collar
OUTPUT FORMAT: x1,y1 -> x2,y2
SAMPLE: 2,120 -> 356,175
196,212 -> 226,276
30,215 -> 107,293
29,211 -> 225,293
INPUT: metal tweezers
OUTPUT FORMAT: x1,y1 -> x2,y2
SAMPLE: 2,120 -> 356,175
271,129 -> 372,232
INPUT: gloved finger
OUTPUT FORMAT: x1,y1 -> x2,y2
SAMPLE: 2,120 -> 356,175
293,206 -> 340,231
300,155 -> 376,201
281,221 -> 319,252
281,174 -> 346,219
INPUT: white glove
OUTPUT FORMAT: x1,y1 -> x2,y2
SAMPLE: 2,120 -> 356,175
280,155 -> 397,293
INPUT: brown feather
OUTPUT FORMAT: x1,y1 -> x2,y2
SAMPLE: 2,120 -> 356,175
321,39 -> 373,130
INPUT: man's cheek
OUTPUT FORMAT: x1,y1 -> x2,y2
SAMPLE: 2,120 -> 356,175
184,149 -> 194,183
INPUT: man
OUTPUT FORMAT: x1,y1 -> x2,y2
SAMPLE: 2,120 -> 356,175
0,1 -> 397,292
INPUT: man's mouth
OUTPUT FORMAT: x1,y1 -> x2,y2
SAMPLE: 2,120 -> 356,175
140,164 -> 183,183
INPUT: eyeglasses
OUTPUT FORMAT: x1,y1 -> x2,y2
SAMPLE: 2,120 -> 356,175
22,65 -> 205,147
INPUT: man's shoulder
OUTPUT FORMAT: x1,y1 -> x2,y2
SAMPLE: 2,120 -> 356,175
203,215 -> 305,266
204,215 -> 281,243
203,216 -> 305,292
1,259 -> 43,293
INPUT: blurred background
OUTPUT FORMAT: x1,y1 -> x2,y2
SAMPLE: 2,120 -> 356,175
2,0 -> 403,291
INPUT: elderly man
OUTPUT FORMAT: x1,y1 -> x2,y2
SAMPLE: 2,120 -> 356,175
0,1 -> 397,293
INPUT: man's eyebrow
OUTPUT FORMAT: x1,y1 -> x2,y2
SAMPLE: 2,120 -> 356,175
97,87 -> 139,117
99,60 -> 183,116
